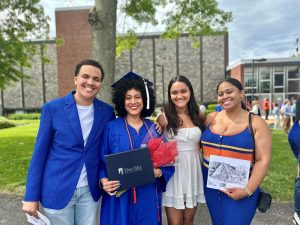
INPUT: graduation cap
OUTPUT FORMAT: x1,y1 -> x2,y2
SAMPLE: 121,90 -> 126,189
111,72 -> 153,109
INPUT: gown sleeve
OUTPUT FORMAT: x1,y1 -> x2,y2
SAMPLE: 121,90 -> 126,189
156,166 -> 174,192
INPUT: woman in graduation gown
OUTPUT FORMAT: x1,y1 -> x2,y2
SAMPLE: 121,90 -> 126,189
99,72 -> 175,225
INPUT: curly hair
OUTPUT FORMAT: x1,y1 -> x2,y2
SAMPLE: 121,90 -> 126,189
112,78 -> 155,118
164,75 -> 205,134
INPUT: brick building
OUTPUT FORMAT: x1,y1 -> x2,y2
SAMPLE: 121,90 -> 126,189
227,57 -> 300,103
0,6 -> 229,114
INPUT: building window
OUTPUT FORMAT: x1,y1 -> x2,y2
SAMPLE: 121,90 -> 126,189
287,66 -> 300,93
244,74 -> 257,94
288,66 -> 300,79
273,66 -> 285,94
259,67 -> 270,80
260,81 -> 270,93
259,67 -> 270,93
244,68 -> 256,88
245,75 -> 255,87
288,80 -> 300,92
274,74 -> 284,86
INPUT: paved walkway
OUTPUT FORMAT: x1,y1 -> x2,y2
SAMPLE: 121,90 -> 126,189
0,193 -> 293,225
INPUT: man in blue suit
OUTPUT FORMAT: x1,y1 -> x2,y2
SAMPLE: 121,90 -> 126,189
22,59 -> 115,225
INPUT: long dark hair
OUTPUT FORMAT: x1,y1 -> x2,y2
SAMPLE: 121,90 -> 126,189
164,75 -> 205,134
216,77 -> 247,110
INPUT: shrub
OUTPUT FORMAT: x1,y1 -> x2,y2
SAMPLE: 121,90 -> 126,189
0,117 -> 16,129
7,113 -> 40,120
206,103 -> 217,114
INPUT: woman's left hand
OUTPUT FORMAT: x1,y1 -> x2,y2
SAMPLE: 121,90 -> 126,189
153,168 -> 163,178
221,187 -> 249,200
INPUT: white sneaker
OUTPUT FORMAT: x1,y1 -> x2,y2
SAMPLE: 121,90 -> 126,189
293,212 -> 300,225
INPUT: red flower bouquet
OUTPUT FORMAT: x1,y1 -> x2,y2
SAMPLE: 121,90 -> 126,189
147,137 -> 178,168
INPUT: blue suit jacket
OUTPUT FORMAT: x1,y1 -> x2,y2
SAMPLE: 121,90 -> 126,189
24,91 -> 115,209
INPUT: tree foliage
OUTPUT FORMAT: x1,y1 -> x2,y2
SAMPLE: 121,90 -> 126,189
92,0 -> 232,102
116,0 -> 232,56
116,29 -> 138,58
0,0 -> 49,89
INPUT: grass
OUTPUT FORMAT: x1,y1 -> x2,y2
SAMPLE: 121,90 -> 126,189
261,129 -> 297,201
0,119 -> 296,201
0,120 -> 39,194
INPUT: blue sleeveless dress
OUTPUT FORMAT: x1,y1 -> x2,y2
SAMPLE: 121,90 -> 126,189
201,126 -> 260,225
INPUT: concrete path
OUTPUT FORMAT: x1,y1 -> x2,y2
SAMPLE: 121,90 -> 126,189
0,193 -> 292,225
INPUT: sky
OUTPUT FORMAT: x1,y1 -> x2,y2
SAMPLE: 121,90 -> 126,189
40,0 -> 300,66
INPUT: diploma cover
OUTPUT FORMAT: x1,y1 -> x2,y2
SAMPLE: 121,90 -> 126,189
104,147 -> 155,191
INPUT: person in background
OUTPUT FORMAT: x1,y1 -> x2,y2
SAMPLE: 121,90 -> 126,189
22,59 -> 115,225
282,99 -> 292,134
289,97 -> 300,225
292,99 -> 297,123
199,103 -> 207,116
157,75 -> 206,225
99,72 -> 174,225
201,78 -> 271,225
272,102 -> 281,130
250,100 -> 261,116
263,98 -> 270,120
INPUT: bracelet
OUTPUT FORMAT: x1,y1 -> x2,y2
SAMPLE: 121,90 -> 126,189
244,186 -> 253,197
158,172 -> 163,178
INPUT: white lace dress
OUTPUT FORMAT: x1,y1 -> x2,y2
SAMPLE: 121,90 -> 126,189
162,127 -> 206,209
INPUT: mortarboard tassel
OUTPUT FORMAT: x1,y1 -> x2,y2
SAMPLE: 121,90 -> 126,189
144,79 -> 150,109
132,187 -> 137,204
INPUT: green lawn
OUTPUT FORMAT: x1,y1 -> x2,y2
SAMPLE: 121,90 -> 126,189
0,120 -> 296,201
0,120 -> 39,194
261,129 -> 297,201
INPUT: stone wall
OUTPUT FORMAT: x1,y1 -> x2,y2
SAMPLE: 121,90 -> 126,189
0,7 -> 228,113
202,35 -> 227,102
1,41 -> 58,113
115,34 -> 228,105
0,33 -> 227,112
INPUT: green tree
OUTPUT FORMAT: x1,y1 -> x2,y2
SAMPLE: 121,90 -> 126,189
90,0 -> 232,102
0,0 -> 49,89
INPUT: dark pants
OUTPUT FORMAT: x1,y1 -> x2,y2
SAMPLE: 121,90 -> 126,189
265,109 -> 269,120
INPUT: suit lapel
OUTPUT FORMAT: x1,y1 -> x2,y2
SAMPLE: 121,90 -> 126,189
85,99 -> 102,149
64,92 -> 84,147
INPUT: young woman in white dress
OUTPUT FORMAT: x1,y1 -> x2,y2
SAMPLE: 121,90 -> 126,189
157,75 -> 206,225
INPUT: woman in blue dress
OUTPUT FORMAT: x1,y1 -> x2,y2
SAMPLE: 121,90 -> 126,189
99,72 -> 175,225
201,78 -> 271,225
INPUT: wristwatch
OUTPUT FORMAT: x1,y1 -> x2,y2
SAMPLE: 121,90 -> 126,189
244,186 -> 253,197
